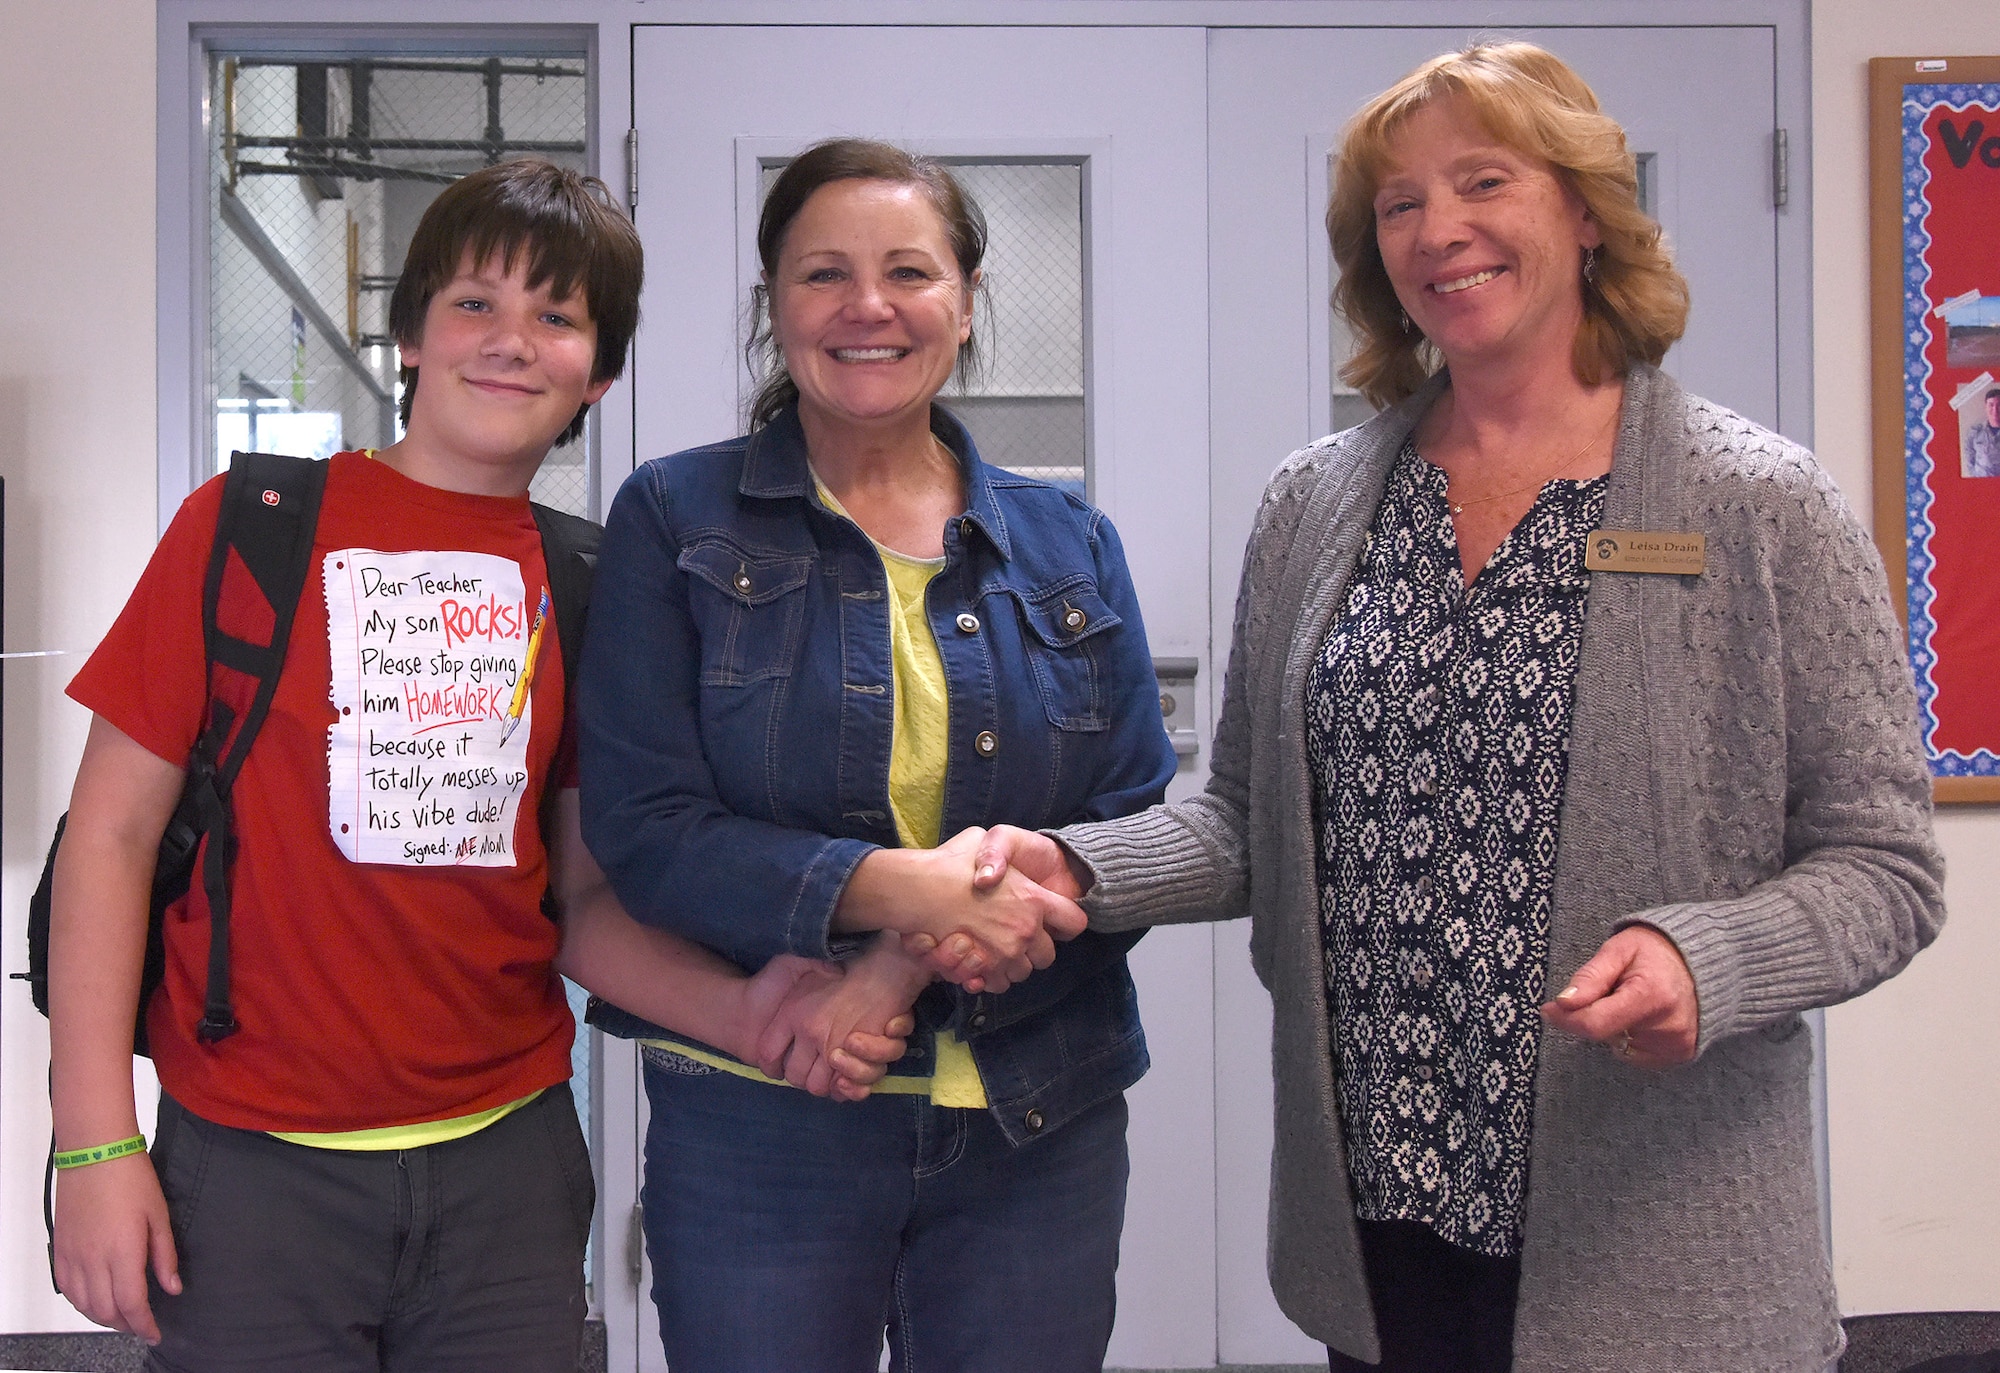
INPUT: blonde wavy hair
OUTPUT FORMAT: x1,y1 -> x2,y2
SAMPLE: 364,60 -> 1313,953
1327,41 -> 1689,409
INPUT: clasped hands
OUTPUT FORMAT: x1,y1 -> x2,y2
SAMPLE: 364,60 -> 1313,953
870,823 -> 1090,995
787,823 -> 1699,1081
756,826 -> 1089,1100
872,824 -> 1702,1070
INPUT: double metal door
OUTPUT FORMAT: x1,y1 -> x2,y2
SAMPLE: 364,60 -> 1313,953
613,20 -> 1781,1369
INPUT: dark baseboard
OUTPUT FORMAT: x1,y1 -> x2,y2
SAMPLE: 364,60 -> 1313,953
0,1318 -> 607,1372
1842,1313 -> 2000,1373
0,1333 -> 142,1373
2,1313 -> 1989,1373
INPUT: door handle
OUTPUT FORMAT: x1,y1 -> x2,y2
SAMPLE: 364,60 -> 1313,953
1153,657 -> 1199,767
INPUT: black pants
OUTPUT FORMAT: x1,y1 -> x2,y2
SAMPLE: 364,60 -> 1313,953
1327,1219 -> 1522,1373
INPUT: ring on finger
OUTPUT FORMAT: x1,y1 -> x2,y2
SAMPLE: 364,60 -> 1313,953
1613,1031 -> 1634,1059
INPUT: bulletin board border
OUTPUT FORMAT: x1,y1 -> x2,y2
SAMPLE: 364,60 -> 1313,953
1869,55 -> 2000,803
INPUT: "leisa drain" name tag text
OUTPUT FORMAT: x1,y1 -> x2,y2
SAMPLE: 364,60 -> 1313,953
1583,529 -> 1706,575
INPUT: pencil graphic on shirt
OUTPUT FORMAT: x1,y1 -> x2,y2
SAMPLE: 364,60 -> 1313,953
500,587 -> 550,746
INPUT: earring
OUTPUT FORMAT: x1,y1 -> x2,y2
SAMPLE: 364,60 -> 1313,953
1582,246 -> 1601,285
1398,308 -> 1414,334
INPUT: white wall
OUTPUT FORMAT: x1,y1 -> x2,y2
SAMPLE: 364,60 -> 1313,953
1812,0 -> 2000,1317
0,0 -> 158,1331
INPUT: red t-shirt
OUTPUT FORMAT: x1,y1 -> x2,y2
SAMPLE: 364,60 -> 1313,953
68,452 -> 574,1132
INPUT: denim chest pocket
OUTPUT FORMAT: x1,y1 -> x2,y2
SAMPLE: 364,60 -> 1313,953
1005,580 -> 1122,731
679,538 -> 814,686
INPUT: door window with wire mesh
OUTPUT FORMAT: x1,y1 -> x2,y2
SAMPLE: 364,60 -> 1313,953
206,47 -> 594,516
760,158 -> 1088,495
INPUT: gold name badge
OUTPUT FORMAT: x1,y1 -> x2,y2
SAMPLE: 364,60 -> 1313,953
1584,529 -> 1706,575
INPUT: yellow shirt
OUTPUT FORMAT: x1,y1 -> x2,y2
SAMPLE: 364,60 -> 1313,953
872,537 -> 987,1110
270,1089 -> 543,1150
642,481 -> 986,1108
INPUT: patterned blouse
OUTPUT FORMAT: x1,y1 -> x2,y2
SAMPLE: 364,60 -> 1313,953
1306,438 -> 1607,1258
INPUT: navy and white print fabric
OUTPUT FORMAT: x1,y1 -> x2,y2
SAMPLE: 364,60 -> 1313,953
1306,438 -> 1606,1258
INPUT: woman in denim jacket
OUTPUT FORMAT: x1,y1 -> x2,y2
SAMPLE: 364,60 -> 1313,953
577,140 -> 1175,1373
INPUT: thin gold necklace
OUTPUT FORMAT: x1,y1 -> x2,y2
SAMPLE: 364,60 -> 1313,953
1444,417 -> 1615,516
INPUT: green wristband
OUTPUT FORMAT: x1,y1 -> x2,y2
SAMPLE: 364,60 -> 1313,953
53,1135 -> 147,1169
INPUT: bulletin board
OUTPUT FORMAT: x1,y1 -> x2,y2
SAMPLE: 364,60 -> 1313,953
1870,55 -> 2000,802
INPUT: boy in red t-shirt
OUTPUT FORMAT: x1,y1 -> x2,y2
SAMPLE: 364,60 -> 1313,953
48,159 -> 906,1370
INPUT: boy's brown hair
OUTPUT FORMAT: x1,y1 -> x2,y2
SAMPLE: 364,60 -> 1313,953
389,158 -> 643,447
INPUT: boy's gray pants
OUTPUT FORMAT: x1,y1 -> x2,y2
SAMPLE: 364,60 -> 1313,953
143,1080 -> 592,1372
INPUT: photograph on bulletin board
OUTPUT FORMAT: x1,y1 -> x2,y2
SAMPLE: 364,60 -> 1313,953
1870,55 -> 2000,802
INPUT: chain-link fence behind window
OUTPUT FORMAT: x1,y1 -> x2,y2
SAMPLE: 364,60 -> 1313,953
947,163 -> 1085,495
207,51 -> 592,516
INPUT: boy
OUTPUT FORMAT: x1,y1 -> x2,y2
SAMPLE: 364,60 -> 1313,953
48,158 -> 902,1370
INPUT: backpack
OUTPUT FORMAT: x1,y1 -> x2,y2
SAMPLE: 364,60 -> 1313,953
16,451 -> 601,1054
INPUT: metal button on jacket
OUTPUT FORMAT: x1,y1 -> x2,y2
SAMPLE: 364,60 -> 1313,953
733,570 -> 753,595
1062,606 -> 1087,632
969,1011 -> 989,1031
1024,1108 -> 1045,1133
955,611 -> 981,634
975,730 -> 999,757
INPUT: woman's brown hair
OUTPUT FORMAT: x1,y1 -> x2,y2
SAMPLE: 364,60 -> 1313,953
1326,41 -> 1690,409
746,139 -> 987,431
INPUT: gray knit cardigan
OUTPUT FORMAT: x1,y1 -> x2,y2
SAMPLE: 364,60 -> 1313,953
1062,364 -> 1945,1372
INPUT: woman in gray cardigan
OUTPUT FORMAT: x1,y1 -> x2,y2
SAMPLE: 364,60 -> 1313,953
954,41 -> 1944,1373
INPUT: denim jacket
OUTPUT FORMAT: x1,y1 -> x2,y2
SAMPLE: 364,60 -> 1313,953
578,405 -> 1177,1145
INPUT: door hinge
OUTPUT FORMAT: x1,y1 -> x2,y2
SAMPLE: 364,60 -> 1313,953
1772,128 -> 1789,209
625,127 -> 639,217
627,1202 -> 645,1286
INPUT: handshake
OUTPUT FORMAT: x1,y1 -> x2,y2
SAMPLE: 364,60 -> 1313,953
860,823 -> 1096,993
730,824 -> 1094,1100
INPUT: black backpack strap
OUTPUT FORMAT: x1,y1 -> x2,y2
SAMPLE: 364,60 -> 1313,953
42,1067 -> 55,1289
530,501 -> 602,694
188,452 -> 329,1043
529,502 -> 602,914
32,455 -> 327,1289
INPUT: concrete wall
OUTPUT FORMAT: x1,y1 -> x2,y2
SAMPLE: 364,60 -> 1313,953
0,0 -> 158,1331
1812,0 -> 2000,1317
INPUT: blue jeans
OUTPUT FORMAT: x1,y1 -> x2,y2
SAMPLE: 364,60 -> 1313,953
640,1057 -> 1129,1373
